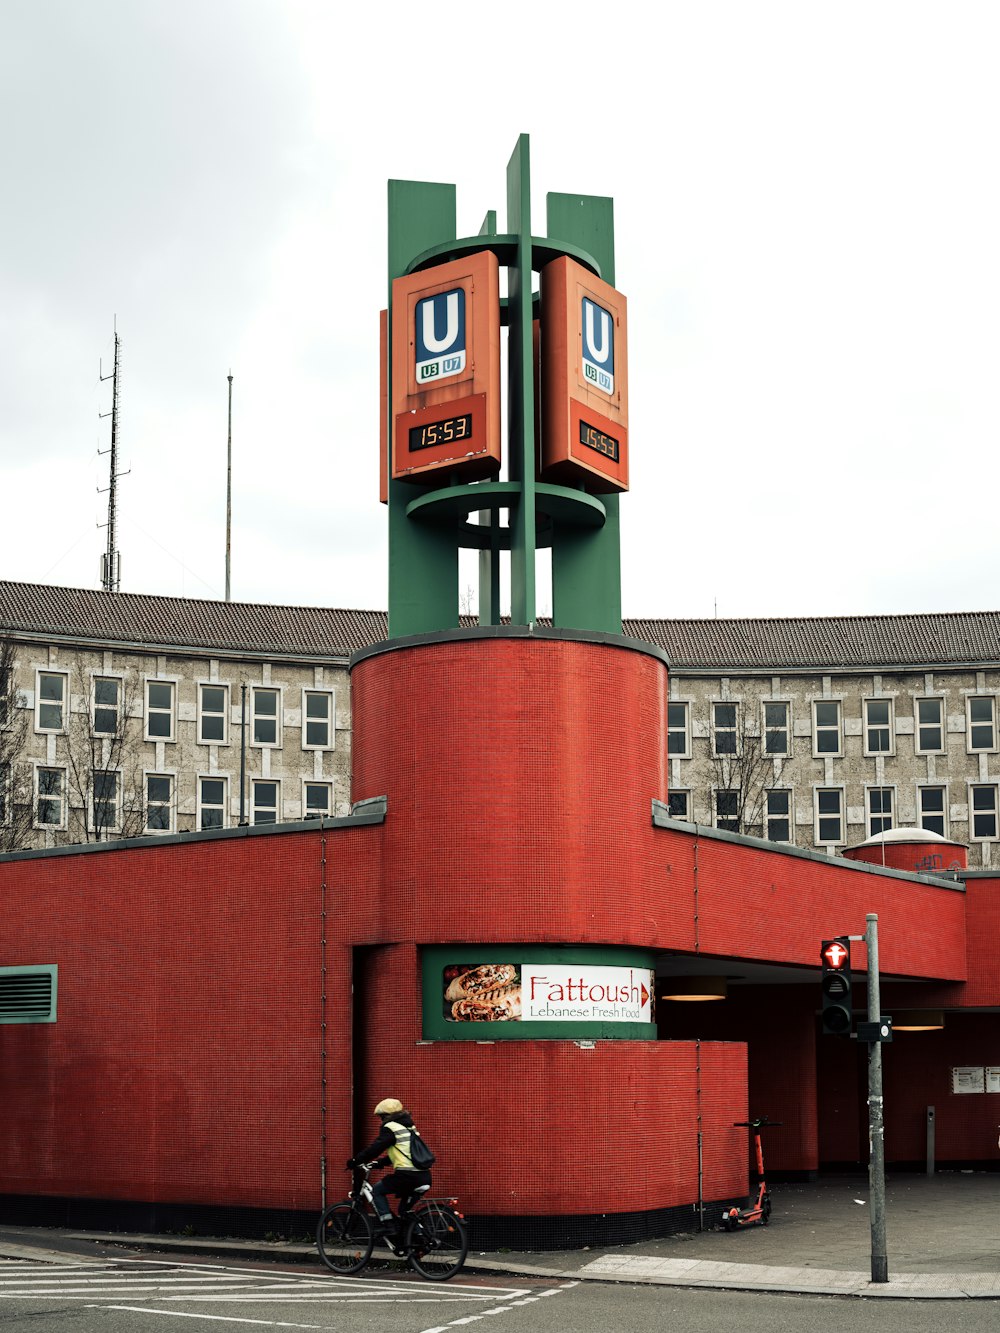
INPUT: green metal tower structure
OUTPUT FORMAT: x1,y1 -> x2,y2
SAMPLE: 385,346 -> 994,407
386,134 -> 623,638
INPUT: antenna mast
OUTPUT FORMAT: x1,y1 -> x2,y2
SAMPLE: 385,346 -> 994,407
226,370 -> 233,601
98,327 -> 128,592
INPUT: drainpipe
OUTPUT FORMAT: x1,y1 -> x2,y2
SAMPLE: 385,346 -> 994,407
239,683 -> 247,825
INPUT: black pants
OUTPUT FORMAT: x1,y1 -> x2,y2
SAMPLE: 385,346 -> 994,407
371,1170 -> 432,1220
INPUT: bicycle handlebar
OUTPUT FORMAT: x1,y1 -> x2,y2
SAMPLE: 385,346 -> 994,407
733,1118 -> 783,1128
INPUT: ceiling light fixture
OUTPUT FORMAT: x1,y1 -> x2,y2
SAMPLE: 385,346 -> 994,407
893,1009 -> 945,1032
660,976 -> 728,1002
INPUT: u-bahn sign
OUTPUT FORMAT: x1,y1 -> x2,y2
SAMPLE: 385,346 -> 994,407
390,250 -> 501,482
541,255 -> 629,492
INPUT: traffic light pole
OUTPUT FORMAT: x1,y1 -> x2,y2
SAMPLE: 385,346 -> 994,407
866,912 -> 889,1283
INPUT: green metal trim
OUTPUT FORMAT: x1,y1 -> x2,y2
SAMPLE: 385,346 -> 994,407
406,234 -> 602,280
507,135 -> 537,625
547,192 -> 616,286
349,624 -> 669,670
405,481 -> 606,547
421,945 -> 656,1042
0,964 -> 57,1024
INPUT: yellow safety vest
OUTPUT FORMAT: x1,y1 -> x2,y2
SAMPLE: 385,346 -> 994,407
383,1120 -> 416,1170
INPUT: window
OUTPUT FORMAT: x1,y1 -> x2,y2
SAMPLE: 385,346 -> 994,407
967,696 -> 996,753
712,702 -> 738,756
92,770 -> 119,835
714,789 -> 739,832
916,698 -> 943,754
304,781 -> 332,818
918,786 -> 947,837
252,779 -> 280,824
763,701 -> 789,756
93,677 -> 120,736
198,776 -> 227,830
0,965 -> 57,1024
145,774 -> 173,832
252,688 -> 280,746
36,671 -> 67,732
36,767 -> 65,828
667,790 -> 689,820
766,790 -> 791,842
970,784 -> 998,840
0,663 -> 11,727
0,761 -> 7,825
667,702 -> 690,757
867,786 -> 894,836
815,788 -> 844,844
198,684 -> 229,744
864,699 -> 893,755
145,681 -> 175,741
303,690 -> 333,749
813,701 -> 842,756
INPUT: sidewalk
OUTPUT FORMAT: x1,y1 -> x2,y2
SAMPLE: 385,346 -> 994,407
2,1173 -> 999,1300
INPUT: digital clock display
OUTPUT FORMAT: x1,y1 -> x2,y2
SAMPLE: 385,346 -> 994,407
409,413 -> 473,452
579,419 -> 619,463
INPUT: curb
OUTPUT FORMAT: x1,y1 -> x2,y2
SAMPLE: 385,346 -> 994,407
4,1231 -> 998,1301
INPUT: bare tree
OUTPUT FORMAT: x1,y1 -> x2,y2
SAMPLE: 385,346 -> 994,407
0,636 -> 33,851
706,689 -> 788,838
64,659 -> 146,841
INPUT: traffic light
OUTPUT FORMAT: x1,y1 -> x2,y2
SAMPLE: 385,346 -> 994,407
820,937 -> 853,1036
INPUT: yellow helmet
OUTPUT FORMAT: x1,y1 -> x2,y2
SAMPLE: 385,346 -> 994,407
374,1097 -> 404,1116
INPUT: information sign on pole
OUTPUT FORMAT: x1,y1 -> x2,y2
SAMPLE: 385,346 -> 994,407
540,256 -> 629,492
391,251 -> 501,482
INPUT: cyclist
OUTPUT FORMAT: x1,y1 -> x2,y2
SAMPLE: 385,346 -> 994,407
346,1097 -> 432,1244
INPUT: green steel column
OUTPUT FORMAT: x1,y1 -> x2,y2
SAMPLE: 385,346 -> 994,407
506,135 -> 537,626
476,209 -> 502,626
546,192 -> 622,635
386,179 -> 460,638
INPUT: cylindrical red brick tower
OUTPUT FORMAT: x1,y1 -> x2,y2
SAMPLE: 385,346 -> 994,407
348,628 -> 748,1246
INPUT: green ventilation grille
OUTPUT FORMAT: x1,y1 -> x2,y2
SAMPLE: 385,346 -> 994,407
0,966 -> 57,1023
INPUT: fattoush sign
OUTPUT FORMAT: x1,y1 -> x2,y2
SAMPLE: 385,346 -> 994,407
442,962 -> 654,1025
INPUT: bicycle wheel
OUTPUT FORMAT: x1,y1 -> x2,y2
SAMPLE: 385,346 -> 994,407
405,1203 -> 469,1281
317,1201 -> 374,1274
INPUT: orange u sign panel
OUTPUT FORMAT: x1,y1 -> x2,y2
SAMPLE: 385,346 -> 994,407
391,250 -> 501,482
541,256 -> 628,493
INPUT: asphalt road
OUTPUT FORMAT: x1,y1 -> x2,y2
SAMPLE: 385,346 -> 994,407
3,1253 -> 1000,1333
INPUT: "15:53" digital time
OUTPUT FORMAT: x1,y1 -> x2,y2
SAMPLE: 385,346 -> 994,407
409,413 -> 473,452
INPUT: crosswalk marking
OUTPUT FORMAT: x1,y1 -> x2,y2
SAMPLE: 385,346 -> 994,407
0,1257 -> 531,1309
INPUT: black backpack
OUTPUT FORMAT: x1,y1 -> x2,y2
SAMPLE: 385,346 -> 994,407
408,1125 -> 436,1169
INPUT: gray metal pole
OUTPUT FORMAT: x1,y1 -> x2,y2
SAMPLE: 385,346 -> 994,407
866,912 -> 889,1282
226,372 -> 233,602
926,1106 -> 935,1177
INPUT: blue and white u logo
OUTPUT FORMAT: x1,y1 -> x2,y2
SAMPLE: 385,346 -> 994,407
582,297 -> 614,395
415,288 -> 467,382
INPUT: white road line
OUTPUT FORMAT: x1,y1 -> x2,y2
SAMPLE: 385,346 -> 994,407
8,1257 -> 535,1317
91,1308 -> 323,1329
418,1280 -> 579,1333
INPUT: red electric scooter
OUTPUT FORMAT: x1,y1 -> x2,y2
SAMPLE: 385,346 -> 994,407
722,1116 -> 782,1231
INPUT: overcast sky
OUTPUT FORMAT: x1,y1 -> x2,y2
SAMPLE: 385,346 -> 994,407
2,2 -> 998,621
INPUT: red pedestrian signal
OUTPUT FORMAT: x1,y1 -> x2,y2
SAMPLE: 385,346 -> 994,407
820,936 -> 853,1037
822,940 -> 849,970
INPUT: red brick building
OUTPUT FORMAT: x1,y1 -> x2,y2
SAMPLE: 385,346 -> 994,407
2,625 -> 996,1247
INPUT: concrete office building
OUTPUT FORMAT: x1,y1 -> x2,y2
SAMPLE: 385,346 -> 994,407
4,584 -> 1000,868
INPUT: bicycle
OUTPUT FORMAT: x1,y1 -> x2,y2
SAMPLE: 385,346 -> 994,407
316,1162 -> 469,1280
722,1116 -> 782,1231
